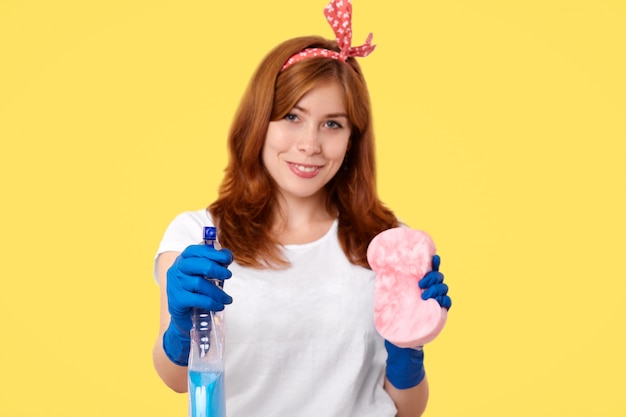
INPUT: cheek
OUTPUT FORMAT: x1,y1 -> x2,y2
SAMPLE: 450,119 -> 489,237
264,124 -> 293,154
327,136 -> 351,160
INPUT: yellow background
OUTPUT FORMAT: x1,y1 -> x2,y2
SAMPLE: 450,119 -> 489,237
1,0 -> 624,415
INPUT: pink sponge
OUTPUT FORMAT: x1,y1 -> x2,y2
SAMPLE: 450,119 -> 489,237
367,227 -> 447,348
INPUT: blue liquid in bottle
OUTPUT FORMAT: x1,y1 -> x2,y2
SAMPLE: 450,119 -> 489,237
189,370 -> 226,417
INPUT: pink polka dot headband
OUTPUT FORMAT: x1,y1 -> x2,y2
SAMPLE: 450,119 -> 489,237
281,0 -> 376,72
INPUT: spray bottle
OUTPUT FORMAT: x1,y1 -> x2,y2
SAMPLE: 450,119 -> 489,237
188,226 -> 226,417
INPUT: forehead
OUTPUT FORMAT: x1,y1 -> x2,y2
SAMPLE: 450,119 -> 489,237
294,82 -> 347,113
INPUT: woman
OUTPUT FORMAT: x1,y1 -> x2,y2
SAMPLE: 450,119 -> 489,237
153,1 -> 451,416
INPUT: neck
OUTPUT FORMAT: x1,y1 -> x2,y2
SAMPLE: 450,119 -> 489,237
272,193 -> 336,245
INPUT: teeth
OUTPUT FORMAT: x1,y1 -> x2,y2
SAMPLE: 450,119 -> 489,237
294,164 -> 318,173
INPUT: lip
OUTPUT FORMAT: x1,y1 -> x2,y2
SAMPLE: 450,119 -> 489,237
287,162 -> 322,179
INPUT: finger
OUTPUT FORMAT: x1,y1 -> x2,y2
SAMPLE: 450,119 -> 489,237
440,295 -> 452,310
180,274 -> 233,305
217,248 -> 234,265
432,254 -> 441,272
418,271 -> 444,289
178,290 -> 231,312
181,244 -> 234,266
421,283 -> 449,300
167,284 -> 231,318
431,295 -> 452,310
177,256 -> 233,280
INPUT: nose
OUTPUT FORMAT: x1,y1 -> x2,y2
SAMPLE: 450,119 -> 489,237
297,125 -> 321,155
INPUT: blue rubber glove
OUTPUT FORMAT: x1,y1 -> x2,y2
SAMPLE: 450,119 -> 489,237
162,244 -> 233,366
419,254 -> 452,310
385,254 -> 452,389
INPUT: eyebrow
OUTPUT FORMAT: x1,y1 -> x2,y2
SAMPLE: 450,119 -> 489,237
292,105 -> 349,119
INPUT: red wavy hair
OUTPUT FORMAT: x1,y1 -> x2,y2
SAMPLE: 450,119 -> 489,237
209,36 -> 398,268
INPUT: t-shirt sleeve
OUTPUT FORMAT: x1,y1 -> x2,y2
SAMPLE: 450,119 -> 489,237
153,209 -> 214,281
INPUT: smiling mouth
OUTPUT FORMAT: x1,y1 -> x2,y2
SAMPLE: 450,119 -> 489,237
291,163 -> 321,173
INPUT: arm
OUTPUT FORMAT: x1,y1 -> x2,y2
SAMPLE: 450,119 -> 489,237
385,375 -> 429,417
152,251 -> 188,393
383,341 -> 430,417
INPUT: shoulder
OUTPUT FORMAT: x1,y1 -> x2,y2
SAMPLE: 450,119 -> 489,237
170,209 -> 214,228
157,209 -> 214,254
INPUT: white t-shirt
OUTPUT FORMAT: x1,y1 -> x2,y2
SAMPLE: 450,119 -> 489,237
156,209 -> 397,417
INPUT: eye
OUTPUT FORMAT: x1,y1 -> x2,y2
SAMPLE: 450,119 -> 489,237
325,120 -> 343,129
284,113 -> 298,122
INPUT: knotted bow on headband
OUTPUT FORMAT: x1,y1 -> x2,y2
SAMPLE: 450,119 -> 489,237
281,0 -> 376,71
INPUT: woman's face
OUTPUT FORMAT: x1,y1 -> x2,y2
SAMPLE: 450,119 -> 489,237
262,81 -> 351,204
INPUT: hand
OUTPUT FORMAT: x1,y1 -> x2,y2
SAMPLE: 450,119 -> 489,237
162,244 -> 233,366
385,255 -> 451,388
167,244 -> 234,330
418,255 -> 452,310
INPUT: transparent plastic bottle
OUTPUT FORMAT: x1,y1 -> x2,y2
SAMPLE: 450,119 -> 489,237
188,226 -> 226,417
